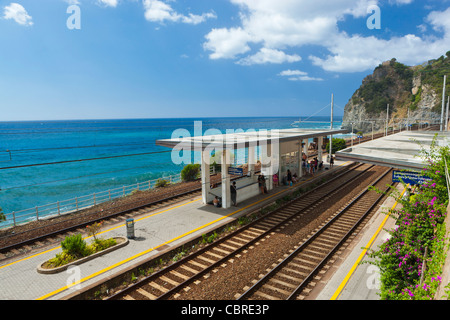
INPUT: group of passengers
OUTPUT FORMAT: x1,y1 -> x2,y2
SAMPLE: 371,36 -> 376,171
302,157 -> 323,176
212,155 -> 333,207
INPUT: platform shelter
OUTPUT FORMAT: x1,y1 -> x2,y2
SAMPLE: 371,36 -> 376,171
335,130 -> 450,170
156,128 -> 348,208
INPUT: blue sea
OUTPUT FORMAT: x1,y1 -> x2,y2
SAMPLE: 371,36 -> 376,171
0,116 -> 343,222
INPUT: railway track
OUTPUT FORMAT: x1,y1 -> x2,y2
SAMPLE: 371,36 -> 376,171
1,126 -> 433,261
0,186 -> 202,260
106,162 -> 389,300
236,166 -> 392,300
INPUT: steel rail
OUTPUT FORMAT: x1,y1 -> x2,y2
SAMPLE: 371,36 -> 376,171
0,186 -> 202,254
237,167 -> 392,300
106,163 -> 378,300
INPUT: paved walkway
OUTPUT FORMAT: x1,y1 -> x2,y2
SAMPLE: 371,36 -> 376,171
0,160 -> 351,300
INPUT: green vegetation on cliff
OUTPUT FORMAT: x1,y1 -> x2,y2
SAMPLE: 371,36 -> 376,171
418,51 -> 450,112
350,51 -> 450,117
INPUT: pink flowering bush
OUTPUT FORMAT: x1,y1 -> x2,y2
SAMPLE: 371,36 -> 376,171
366,137 -> 449,300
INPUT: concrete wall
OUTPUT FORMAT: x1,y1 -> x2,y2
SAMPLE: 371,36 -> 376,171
236,182 -> 260,203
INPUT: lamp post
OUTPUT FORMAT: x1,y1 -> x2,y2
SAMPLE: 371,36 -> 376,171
440,75 -> 447,131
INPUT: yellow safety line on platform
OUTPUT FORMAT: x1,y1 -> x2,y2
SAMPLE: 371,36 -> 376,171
0,198 -> 201,271
36,184 -> 291,300
34,161 -> 350,300
330,184 -> 409,300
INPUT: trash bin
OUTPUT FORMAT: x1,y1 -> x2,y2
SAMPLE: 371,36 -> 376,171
126,218 -> 135,239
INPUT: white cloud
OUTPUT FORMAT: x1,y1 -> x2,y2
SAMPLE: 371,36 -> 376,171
203,0 -> 450,72
98,0 -> 118,7
389,0 -> 414,5
310,8 -> 450,72
203,0 -> 368,66
278,69 -> 323,81
278,69 -> 308,76
3,3 -> 33,26
289,75 -> 324,81
143,0 -> 216,25
203,27 -> 253,59
237,48 -> 301,66
427,7 -> 450,34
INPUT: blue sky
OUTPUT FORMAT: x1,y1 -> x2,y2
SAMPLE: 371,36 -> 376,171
0,0 -> 449,121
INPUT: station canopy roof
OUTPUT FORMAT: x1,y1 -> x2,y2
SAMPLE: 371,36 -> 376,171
155,128 -> 348,150
336,131 -> 450,170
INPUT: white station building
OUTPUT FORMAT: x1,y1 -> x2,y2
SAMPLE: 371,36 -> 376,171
156,128 -> 348,209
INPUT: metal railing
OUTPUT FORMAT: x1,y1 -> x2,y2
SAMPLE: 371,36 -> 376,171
0,173 -> 182,229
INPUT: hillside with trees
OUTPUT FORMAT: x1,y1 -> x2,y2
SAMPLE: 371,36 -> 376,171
342,51 -> 450,133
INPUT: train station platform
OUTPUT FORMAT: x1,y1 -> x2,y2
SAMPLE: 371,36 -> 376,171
312,183 -> 405,300
0,159 -> 352,300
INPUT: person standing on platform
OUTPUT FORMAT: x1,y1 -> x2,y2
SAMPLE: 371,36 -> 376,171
258,174 -> 266,194
330,155 -> 334,169
273,173 -> 279,187
287,169 -> 292,186
230,181 -> 237,206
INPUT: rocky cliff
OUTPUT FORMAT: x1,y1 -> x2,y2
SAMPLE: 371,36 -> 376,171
342,52 -> 450,133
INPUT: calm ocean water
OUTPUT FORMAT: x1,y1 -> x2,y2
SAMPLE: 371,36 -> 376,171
0,117 -> 343,217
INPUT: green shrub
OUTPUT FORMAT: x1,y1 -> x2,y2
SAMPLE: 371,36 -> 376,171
0,207 -> 5,222
47,233 -> 117,268
238,216 -> 250,225
326,138 -> 347,154
130,189 -> 141,196
155,178 -> 170,188
201,231 -> 218,244
90,238 -> 117,252
181,164 -> 201,181
61,234 -> 89,258
47,251 -> 78,268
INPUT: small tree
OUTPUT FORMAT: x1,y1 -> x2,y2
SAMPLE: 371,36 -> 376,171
86,221 -> 103,241
181,164 -> 201,181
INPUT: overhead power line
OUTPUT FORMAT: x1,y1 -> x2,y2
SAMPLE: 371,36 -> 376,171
2,141 -> 159,155
0,150 -> 173,170
1,161 -> 182,191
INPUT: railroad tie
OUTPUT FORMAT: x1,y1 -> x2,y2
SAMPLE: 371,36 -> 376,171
160,275 -> 180,287
137,288 -> 158,300
169,270 -> 190,281
148,281 -> 169,293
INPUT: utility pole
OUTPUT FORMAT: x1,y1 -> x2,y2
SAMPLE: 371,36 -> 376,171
440,75 -> 446,131
386,104 -> 389,136
351,122 -> 354,147
407,108 -> 410,131
446,96 -> 449,132
329,93 -> 334,163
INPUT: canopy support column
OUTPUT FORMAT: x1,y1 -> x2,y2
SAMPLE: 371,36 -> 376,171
303,139 -> 308,159
221,149 -> 231,208
298,139 -> 303,178
201,150 -> 211,205
318,136 -> 323,163
248,146 -> 255,177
